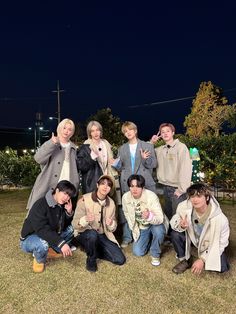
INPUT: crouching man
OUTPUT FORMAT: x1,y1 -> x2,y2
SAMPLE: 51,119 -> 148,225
20,180 -> 77,273
72,175 -> 126,272
122,174 -> 168,266
170,183 -> 230,275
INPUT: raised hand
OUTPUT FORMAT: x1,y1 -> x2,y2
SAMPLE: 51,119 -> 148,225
51,132 -> 59,144
150,131 -> 162,144
140,148 -> 151,159
180,214 -> 189,229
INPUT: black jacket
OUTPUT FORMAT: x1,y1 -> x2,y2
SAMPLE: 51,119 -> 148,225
76,144 -> 103,193
21,191 -> 73,249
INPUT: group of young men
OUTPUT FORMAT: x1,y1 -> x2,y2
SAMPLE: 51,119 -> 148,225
20,122 -> 230,275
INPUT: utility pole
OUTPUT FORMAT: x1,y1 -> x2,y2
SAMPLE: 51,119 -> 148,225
52,80 -> 65,122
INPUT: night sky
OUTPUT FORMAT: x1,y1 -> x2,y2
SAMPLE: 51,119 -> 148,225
1,1 -> 236,139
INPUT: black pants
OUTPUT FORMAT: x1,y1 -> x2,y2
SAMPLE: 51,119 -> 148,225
76,229 -> 126,265
171,230 -> 230,272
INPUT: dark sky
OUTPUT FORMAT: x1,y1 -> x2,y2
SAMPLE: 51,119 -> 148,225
1,1 -> 236,139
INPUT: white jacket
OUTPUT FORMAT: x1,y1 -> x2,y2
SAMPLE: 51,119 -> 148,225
170,197 -> 230,271
122,189 -> 169,241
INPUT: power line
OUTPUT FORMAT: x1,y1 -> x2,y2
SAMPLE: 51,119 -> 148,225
128,87 -> 236,109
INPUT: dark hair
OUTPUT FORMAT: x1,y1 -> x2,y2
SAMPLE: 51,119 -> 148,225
127,174 -> 145,188
53,180 -> 76,198
187,183 -> 212,204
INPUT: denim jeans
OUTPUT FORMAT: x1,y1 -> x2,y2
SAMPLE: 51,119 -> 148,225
171,230 -> 230,272
20,225 -> 74,264
76,229 -> 126,265
163,185 -> 187,221
132,224 -> 166,258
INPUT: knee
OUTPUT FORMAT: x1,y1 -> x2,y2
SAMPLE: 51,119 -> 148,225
152,225 -> 165,239
115,253 -> 126,265
132,245 -> 145,257
87,229 -> 98,242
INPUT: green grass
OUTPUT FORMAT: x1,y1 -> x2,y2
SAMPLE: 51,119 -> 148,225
0,189 -> 235,314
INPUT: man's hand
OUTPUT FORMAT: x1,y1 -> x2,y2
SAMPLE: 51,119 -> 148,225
180,214 -> 189,229
65,199 -> 73,214
140,148 -> 151,159
191,259 -> 204,275
61,244 -> 72,258
106,217 -> 113,226
51,132 -> 59,144
150,131 -> 162,144
86,213 -> 95,223
142,209 -> 150,220
174,189 -> 182,198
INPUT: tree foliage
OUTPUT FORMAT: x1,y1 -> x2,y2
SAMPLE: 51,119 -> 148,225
184,81 -> 231,138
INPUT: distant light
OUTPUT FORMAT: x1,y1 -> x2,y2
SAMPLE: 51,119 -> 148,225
31,149 -> 35,153
23,149 -> 27,153
39,126 -> 44,130
28,127 -> 32,130
5,150 -> 10,154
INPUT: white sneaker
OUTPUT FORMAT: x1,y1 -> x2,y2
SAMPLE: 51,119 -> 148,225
151,257 -> 160,266
70,245 -> 77,252
121,242 -> 129,248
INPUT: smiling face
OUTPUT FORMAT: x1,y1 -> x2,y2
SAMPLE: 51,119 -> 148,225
160,126 -> 174,143
90,125 -> 101,141
124,127 -> 137,141
96,179 -> 112,199
190,194 -> 208,212
59,123 -> 74,142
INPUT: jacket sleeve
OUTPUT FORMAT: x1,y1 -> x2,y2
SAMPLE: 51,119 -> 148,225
177,144 -> 192,194
122,193 -> 134,229
34,139 -> 60,166
219,215 -> 230,255
76,145 -> 97,172
141,142 -> 157,169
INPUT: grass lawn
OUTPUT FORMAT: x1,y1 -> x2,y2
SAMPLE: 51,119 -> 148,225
0,189 -> 235,314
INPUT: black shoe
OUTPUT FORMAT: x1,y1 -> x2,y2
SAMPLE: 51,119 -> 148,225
172,260 -> 191,274
86,258 -> 97,272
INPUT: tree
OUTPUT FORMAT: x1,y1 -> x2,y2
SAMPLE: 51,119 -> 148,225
184,81 -> 231,137
86,107 -> 124,150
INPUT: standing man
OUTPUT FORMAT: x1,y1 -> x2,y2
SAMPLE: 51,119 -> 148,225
122,175 -> 168,266
151,123 -> 192,221
113,121 -> 157,247
72,175 -> 126,272
170,183 -> 230,274
20,180 -> 77,273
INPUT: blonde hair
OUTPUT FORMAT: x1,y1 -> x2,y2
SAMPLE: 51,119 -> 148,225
121,121 -> 138,135
86,120 -> 103,139
57,119 -> 75,137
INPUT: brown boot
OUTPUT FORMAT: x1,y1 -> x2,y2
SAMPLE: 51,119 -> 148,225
172,260 -> 191,274
47,248 -> 63,259
33,258 -> 45,273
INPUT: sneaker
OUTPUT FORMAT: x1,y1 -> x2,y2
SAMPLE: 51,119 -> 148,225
172,260 -> 191,274
47,248 -> 63,259
70,245 -> 77,252
151,257 -> 160,266
33,258 -> 45,273
121,241 -> 129,248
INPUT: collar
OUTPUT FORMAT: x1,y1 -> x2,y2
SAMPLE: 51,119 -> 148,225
91,191 -> 110,206
164,139 -> 179,149
45,189 -> 58,208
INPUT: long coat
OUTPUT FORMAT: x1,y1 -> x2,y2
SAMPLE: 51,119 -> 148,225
115,139 -> 157,194
26,139 -> 79,211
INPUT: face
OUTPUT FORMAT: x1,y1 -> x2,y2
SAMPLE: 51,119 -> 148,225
54,189 -> 71,205
90,125 -> 101,141
97,179 -> 112,198
160,126 -> 174,143
129,179 -> 143,199
59,123 -> 74,141
190,194 -> 208,211
124,127 -> 137,141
